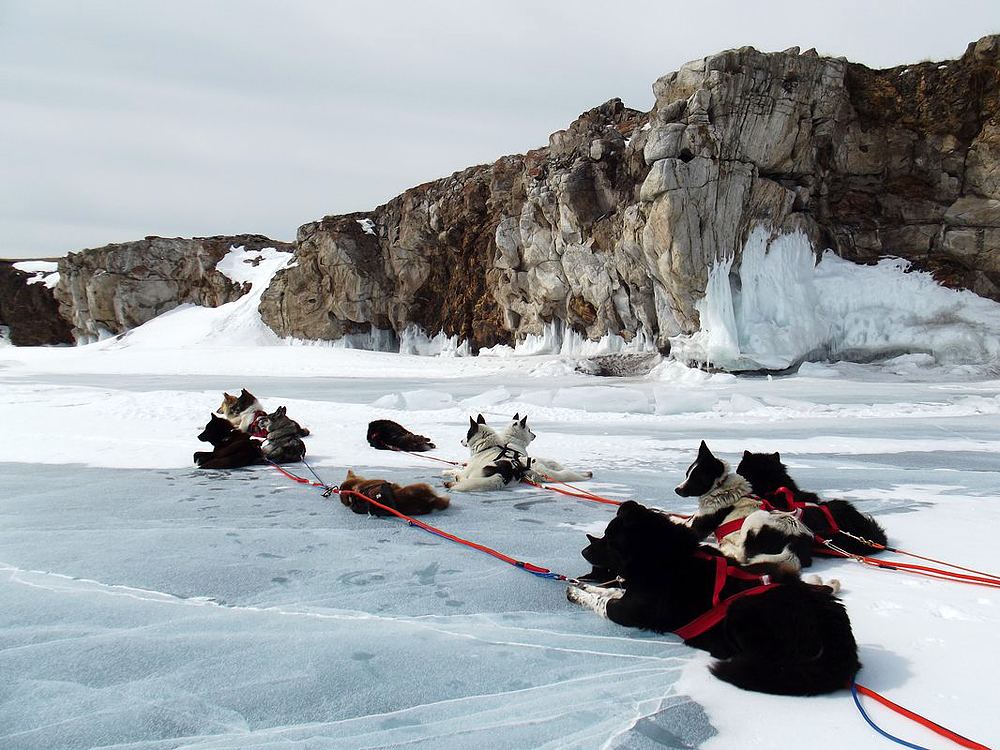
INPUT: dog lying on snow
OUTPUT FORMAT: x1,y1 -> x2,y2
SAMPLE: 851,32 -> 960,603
217,389 -> 310,438
567,500 -> 859,696
340,469 -> 450,516
736,450 -> 888,556
256,406 -> 307,464
366,419 -> 435,452
194,414 -> 264,469
677,441 -> 816,572
501,413 -> 593,483
217,389 -> 266,432
442,415 -> 531,492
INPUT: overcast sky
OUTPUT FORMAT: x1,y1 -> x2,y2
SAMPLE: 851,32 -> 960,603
2,1 -> 997,259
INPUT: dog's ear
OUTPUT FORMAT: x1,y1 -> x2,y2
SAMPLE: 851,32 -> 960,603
519,415 -> 527,428
771,452 -> 780,461
512,412 -> 519,421
276,406 -> 286,417
469,416 -> 477,428
345,469 -> 356,479
698,440 -> 714,459
476,414 -> 486,424
585,533 -> 600,544
743,450 -> 751,459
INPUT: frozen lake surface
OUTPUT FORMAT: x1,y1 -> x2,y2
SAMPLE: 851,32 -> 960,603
3,364 -> 999,750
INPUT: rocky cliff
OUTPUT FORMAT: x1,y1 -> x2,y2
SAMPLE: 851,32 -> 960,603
260,35 -> 1000,354
11,36 -> 1000,355
53,235 -> 293,342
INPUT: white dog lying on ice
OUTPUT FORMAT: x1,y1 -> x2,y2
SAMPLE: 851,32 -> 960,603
501,413 -> 593,483
442,415 -> 530,492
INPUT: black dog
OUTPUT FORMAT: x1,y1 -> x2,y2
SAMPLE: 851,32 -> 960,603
366,420 -> 435,452
194,414 -> 265,469
677,441 -> 816,572
736,451 -> 888,556
567,500 -> 860,696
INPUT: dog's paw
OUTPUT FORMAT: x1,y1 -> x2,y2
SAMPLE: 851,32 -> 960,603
442,480 -> 454,489
583,471 -> 594,479
804,574 -> 842,594
566,585 -> 584,604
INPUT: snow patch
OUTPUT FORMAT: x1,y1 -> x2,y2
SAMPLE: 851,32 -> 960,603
13,260 -> 60,289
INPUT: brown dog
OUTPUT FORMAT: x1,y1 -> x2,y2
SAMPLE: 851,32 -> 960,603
340,469 -> 450,516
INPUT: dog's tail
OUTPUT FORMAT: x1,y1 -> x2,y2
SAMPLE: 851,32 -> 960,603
708,585 -> 860,696
825,499 -> 888,552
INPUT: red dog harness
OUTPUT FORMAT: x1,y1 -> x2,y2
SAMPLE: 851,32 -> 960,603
247,410 -> 268,438
711,487 -> 840,545
672,552 -> 778,640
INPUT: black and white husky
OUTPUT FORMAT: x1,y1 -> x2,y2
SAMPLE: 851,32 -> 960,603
566,500 -> 860,696
677,441 -> 815,572
501,413 -> 593,483
736,451 -> 888,556
442,415 -> 530,492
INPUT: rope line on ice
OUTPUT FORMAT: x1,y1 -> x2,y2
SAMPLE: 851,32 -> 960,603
267,458 -> 571,582
382,446 -> 1000,587
265,458 -> 994,750
851,681 -> 992,750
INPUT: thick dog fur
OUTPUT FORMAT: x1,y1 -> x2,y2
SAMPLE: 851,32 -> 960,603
194,413 -> 265,469
216,389 -> 265,432
217,389 -> 310,437
340,469 -> 450,516
367,419 -> 435,452
442,415 -> 529,492
257,406 -> 307,464
567,501 -> 860,696
736,451 -> 888,555
501,413 -> 594,483
677,441 -> 815,572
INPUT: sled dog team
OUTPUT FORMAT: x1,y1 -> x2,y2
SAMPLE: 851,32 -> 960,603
194,389 -> 309,469
196,393 -> 889,695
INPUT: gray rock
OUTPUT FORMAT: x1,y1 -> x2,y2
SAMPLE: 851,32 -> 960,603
55,234 -> 291,342
31,36 -> 1000,366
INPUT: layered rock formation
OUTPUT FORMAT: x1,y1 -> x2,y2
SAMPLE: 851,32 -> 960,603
9,36 -> 1000,356
54,235 -> 292,341
260,36 -> 1000,354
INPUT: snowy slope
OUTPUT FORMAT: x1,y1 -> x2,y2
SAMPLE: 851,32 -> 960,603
1,245 -> 998,750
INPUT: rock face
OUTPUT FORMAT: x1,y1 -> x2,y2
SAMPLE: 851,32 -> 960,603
261,36 -> 1000,353
259,99 -> 649,350
54,235 -> 292,341
15,37 -> 999,354
0,262 -> 74,346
